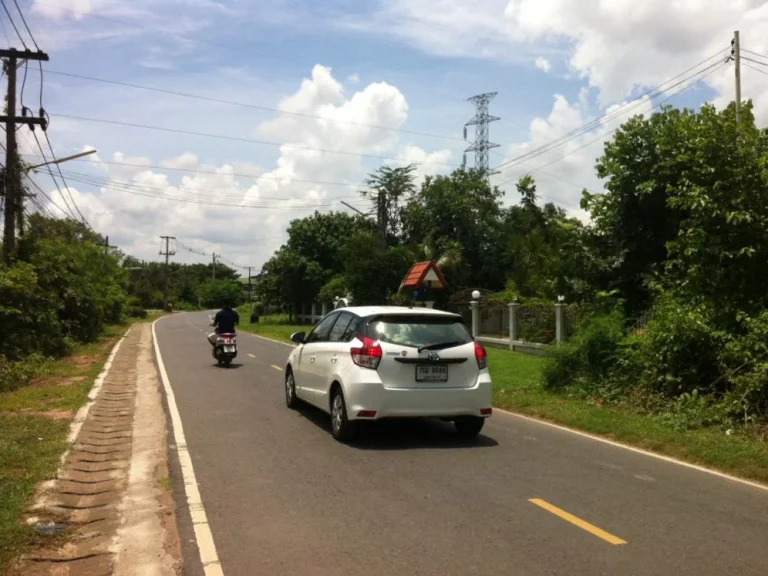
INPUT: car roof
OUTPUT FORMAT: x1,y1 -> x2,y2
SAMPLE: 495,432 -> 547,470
334,306 -> 460,318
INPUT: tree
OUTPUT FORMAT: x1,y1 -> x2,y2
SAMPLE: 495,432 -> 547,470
362,164 -> 417,245
341,233 -> 414,305
401,168 -> 505,291
260,247 -> 323,320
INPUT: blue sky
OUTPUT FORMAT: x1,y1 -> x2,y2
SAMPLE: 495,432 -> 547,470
7,0 -> 765,267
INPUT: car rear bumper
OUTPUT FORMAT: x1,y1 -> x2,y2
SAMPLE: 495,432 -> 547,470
344,378 -> 493,420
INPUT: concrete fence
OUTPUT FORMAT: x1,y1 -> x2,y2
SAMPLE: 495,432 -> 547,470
472,302 -> 569,356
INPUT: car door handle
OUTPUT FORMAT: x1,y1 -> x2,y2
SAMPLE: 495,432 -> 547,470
331,356 -> 338,364
310,356 -> 315,363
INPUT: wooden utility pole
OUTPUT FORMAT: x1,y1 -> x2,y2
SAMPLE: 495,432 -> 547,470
733,30 -> 742,125
212,253 -> 217,281
159,236 -> 176,310
1,48 -> 49,262
246,266 -> 253,302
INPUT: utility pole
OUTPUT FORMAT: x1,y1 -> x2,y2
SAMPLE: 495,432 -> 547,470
246,266 -> 253,302
159,236 -> 176,310
104,235 -> 109,254
732,31 -> 741,125
212,253 -> 217,281
463,92 -> 500,182
376,189 -> 388,247
1,48 -> 50,262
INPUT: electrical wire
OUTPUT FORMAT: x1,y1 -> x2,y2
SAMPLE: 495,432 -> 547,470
493,49 -> 730,173
50,167 -> 367,204
41,126 -> 92,228
12,0 -> 39,50
742,48 -> 768,61
0,0 -> 27,48
30,129 -> 79,219
45,70 -> 466,143
19,154 -> 372,190
39,170 -> 356,211
741,56 -> 768,68
23,172 -> 73,218
743,62 -> 768,77
495,60 -> 729,188
48,113 -> 464,168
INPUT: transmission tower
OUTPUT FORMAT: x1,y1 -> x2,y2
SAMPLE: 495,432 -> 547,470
463,92 -> 500,180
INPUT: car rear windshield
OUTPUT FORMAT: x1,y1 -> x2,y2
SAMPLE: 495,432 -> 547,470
366,315 -> 472,348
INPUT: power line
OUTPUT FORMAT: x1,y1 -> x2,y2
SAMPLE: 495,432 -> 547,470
41,171 -> 357,211
45,70 -> 466,143
29,129 -> 79,219
742,48 -> 768,61
41,125 -> 92,228
743,61 -> 768,77
51,167 -> 369,205
493,49 -> 729,173
49,113 -> 464,168
741,56 -> 768,68
19,154 -> 372,190
0,0 -> 27,48
23,172 -> 74,218
495,60 -> 728,188
12,0 -> 39,50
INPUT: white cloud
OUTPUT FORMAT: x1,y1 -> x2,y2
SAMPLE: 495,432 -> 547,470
347,73 -> 360,84
535,57 -> 551,72
31,64 -> 450,270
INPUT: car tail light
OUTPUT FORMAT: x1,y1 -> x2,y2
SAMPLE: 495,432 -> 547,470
351,337 -> 382,369
474,341 -> 487,370
480,408 -> 492,416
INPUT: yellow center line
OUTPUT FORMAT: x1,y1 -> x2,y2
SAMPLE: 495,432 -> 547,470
528,499 -> 627,545
271,365 -> 283,371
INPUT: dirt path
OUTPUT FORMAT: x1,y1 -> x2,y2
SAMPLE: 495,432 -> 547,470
8,323 -> 181,576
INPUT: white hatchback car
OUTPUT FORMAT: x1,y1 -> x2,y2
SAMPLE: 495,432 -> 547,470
284,306 -> 493,442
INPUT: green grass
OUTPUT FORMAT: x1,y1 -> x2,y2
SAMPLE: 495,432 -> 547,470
0,317 -> 149,573
238,319 -> 309,343
0,416 -> 70,571
486,348 -> 768,484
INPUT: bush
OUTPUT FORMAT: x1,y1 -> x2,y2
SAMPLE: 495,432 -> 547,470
543,311 -> 626,394
718,310 -> 768,422
624,297 -> 726,398
126,306 -> 148,319
0,354 -> 50,393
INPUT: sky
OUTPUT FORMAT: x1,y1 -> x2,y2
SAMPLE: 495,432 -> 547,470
6,0 -> 768,272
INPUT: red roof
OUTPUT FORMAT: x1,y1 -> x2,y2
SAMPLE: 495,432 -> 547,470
400,260 -> 447,290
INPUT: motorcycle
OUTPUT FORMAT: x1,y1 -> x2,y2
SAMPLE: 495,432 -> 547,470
209,316 -> 238,367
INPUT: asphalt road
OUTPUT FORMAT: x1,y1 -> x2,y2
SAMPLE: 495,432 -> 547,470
155,312 -> 768,576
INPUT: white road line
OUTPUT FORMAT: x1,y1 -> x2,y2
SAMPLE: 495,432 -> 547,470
240,331 -> 295,348
152,317 -> 224,576
495,408 -> 768,492
247,353 -> 256,358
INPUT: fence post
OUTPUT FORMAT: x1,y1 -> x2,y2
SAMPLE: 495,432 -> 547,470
470,300 -> 480,338
555,303 -> 565,344
508,302 -> 520,349
321,302 -> 328,316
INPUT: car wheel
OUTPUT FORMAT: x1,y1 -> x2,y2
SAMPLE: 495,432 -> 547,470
285,370 -> 298,409
330,388 -> 357,442
454,416 -> 485,439
223,357 -> 232,367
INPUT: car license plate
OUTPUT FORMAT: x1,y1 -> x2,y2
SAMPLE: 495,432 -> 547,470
416,365 -> 448,382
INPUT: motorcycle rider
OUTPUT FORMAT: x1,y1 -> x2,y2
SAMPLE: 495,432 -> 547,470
207,298 -> 240,346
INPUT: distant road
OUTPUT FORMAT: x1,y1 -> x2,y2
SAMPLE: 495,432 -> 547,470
155,312 -> 768,576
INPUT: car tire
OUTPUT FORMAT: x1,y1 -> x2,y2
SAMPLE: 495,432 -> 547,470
330,388 -> 357,442
285,370 -> 299,409
454,416 -> 485,439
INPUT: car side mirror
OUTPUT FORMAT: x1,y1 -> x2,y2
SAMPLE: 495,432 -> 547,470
290,332 -> 306,344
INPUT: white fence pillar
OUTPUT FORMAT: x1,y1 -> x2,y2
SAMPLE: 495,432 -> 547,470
509,302 -> 520,349
555,303 -> 565,344
470,301 -> 480,338
321,302 -> 328,316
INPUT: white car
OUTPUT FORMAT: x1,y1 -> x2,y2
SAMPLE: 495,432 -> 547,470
284,306 -> 493,442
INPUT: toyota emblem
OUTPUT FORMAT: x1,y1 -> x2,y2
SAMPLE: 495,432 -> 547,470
428,353 -> 440,361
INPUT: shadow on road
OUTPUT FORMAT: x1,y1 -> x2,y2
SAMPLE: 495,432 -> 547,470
295,402 -> 499,450
212,363 -> 243,369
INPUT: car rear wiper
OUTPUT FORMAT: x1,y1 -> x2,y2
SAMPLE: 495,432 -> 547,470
417,341 -> 464,353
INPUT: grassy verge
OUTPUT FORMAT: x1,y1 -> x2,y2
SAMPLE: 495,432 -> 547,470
238,320 -> 308,344
0,316 -> 157,572
487,348 -> 768,484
